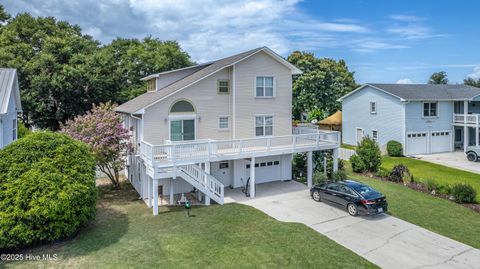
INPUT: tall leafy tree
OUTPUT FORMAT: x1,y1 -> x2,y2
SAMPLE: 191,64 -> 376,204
428,71 -> 449,84
0,4 -> 10,24
464,77 -> 480,88
287,51 -> 356,120
84,37 -> 192,104
0,13 -> 99,130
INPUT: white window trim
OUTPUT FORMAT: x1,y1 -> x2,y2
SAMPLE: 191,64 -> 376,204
255,114 -> 274,137
217,79 -> 230,94
370,101 -> 377,114
372,129 -> 378,142
218,115 -> 230,131
254,76 -> 276,98
422,102 -> 439,118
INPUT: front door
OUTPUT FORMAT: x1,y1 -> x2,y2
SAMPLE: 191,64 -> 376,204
356,128 -> 364,144
170,119 -> 195,141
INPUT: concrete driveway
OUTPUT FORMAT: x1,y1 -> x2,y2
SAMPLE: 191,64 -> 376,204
414,151 -> 480,174
225,181 -> 480,269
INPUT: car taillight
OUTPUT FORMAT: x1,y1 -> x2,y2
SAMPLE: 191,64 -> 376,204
361,199 -> 376,205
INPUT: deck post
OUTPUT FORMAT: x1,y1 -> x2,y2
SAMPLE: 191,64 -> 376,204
169,177 -> 174,205
205,162 -> 211,206
464,100 -> 468,152
307,151 -> 313,188
250,157 -> 256,198
333,148 -> 339,172
476,126 -> 479,147
153,179 -> 159,216
147,175 -> 152,208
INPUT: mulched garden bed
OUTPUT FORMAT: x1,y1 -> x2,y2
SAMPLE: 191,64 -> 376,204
360,172 -> 480,214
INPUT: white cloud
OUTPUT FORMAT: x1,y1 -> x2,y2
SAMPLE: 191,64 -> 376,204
396,78 -> 413,84
467,66 -> 480,80
390,14 -> 424,22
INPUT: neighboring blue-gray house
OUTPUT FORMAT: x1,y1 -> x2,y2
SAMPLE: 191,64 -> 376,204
339,83 -> 480,155
0,68 -> 22,149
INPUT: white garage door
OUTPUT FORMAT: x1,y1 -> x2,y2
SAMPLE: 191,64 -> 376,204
431,131 -> 451,153
246,159 -> 281,184
406,132 -> 428,155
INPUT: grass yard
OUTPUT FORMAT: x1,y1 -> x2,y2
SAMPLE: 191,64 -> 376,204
5,182 -> 377,269
346,166 -> 480,248
382,156 -> 480,201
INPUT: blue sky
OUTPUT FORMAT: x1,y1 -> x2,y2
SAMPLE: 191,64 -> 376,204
3,0 -> 480,84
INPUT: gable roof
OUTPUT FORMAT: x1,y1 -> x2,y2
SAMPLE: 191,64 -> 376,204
115,47 -> 302,114
339,83 -> 480,102
0,68 -> 22,114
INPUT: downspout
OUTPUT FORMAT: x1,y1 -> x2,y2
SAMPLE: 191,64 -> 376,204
401,100 -> 409,155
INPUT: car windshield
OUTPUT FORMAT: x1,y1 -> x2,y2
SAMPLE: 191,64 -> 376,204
351,184 -> 380,199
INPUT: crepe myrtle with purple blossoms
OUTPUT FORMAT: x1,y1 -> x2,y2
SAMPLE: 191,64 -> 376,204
62,102 -> 130,188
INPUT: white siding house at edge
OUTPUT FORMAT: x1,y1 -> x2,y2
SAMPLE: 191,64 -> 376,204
342,85 -> 403,151
0,68 -> 22,149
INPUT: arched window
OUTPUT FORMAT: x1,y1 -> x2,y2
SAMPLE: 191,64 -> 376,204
170,100 -> 195,113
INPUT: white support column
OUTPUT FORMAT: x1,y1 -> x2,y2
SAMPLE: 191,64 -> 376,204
169,177 -> 174,205
307,151 -> 313,188
205,162 -> 211,206
476,126 -> 479,147
464,100 -> 468,152
333,148 -> 339,172
250,157 -> 256,198
153,179 -> 159,216
147,176 -> 152,208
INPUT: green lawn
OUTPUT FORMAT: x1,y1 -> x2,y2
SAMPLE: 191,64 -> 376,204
381,156 -> 480,201
346,167 -> 480,248
5,183 -> 377,269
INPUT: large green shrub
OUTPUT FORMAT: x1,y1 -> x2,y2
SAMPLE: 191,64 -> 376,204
0,132 -> 97,250
451,184 -> 477,204
351,137 -> 382,173
386,140 -> 403,157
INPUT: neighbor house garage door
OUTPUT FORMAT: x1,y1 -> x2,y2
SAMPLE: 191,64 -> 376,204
430,131 -> 451,153
406,132 -> 428,155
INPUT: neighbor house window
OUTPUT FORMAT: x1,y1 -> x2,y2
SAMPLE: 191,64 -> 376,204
370,101 -> 377,114
218,116 -> 229,129
255,76 -> 274,97
217,80 -> 230,94
12,119 -> 17,140
255,115 -> 273,136
423,102 -> 437,117
372,130 -> 378,141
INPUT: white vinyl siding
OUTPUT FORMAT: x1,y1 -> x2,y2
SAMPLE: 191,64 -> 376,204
255,115 -> 273,136
218,116 -> 229,129
255,76 -> 274,97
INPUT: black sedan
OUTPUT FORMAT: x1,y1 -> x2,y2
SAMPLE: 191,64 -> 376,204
310,180 -> 388,216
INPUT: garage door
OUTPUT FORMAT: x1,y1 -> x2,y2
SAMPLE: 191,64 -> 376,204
431,131 -> 451,153
246,159 -> 281,184
406,132 -> 428,155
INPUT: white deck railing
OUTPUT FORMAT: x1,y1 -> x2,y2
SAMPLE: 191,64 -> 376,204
453,113 -> 480,125
140,130 -> 340,167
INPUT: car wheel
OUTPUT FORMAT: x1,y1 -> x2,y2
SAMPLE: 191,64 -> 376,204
312,190 -> 321,202
467,152 -> 477,162
347,203 -> 358,216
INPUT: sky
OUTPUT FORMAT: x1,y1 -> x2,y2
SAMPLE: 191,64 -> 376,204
2,0 -> 480,84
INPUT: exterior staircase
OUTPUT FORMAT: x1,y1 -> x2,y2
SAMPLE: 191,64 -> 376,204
177,164 -> 224,204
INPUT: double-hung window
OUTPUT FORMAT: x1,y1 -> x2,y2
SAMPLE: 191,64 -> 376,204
12,118 -> 17,140
370,101 -> 377,114
255,115 -> 273,136
217,80 -> 230,94
372,130 -> 378,142
423,102 -> 437,117
218,116 -> 229,130
255,76 -> 274,97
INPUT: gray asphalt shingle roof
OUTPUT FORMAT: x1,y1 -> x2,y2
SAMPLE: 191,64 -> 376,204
115,47 -> 266,114
358,83 -> 480,101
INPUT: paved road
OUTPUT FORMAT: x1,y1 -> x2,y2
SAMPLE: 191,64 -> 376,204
414,151 -> 480,175
225,181 -> 480,269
